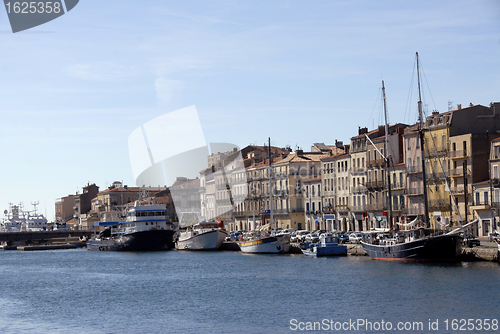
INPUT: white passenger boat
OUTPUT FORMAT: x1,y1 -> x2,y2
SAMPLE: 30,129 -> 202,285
87,199 -> 176,251
176,221 -> 227,250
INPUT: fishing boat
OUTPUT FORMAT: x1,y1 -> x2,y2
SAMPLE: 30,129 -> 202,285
237,138 -> 291,254
301,233 -> 347,257
238,232 -> 291,254
360,54 -> 464,261
87,198 -> 176,251
176,221 -> 227,250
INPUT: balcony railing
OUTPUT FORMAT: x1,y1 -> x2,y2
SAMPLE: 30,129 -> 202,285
273,189 -> 290,196
306,210 -> 321,216
365,180 -> 385,189
350,205 -> 366,212
350,167 -> 366,174
391,182 -> 405,190
336,205 -> 349,212
272,209 -> 290,214
428,172 -> 446,182
470,202 -> 490,210
351,185 -> 367,194
322,206 -> 335,214
407,187 -> 423,196
366,203 -> 386,211
448,150 -> 467,159
450,186 -> 464,194
407,165 -> 422,174
449,168 -> 466,177
424,146 -> 446,157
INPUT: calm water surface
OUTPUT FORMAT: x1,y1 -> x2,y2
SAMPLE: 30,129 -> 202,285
1,249 -> 499,333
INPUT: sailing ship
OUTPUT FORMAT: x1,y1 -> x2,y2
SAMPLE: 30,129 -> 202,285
237,138 -> 291,254
87,197 -> 176,251
176,221 -> 227,250
361,53 -> 464,261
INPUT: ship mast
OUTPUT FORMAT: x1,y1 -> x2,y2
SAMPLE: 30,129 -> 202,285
268,137 -> 274,232
416,52 -> 430,228
382,81 -> 393,229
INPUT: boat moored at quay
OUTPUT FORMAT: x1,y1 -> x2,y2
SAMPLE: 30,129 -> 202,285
87,199 -> 176,251
176,221 -> 227,250
361,228 -> 463,261
237,137 -> 291,254
238,231 -> 291,254
301,233 -> 347,257
360,54 -> 466,262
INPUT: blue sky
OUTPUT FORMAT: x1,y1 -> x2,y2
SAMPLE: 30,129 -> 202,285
0,0 -> 499,220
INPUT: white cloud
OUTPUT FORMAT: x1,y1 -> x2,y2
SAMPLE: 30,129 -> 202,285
154,77 -> 185,105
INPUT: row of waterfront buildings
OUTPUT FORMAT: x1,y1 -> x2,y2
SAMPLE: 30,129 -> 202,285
55,102 -> 500,239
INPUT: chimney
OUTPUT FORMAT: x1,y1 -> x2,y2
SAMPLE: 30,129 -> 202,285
296,149 -> 303,156
358,127 -> 368,135
378,125 -> 385,136
457,104 -> 462,110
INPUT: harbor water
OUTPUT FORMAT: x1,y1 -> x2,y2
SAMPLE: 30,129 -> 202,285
1,249 -> 499,333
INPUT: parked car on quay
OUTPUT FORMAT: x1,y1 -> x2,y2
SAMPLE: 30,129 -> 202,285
305,232 -> 320,244
349,232 -> 363,244
462,233 -> 480,247
294,230 -> 310,243
276,228 -> 295,236
225,231 -> 243,241
338,233 -> 349,244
